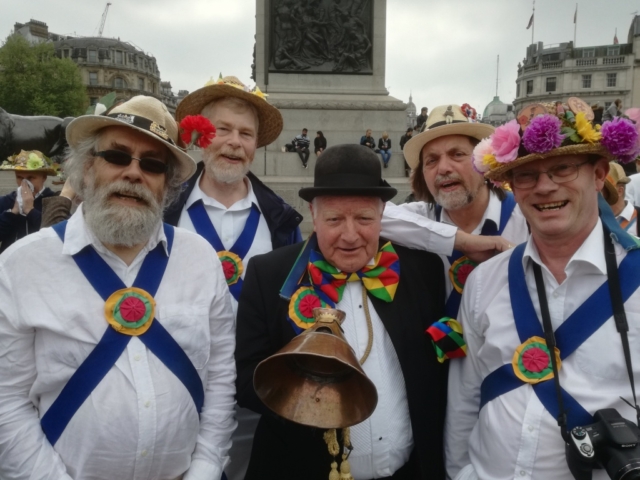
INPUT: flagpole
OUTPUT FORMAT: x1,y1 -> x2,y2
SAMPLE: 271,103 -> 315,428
574,4 -> 577,47
532,0 -> 535,44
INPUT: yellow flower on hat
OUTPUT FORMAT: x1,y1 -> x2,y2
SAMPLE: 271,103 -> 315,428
253,86 -> 268,100
483,154 -> 499,170
575,112 -> 601,144
26,153 -> 44,170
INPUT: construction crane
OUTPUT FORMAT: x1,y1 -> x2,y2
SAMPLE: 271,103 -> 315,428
98,3 -> 112,37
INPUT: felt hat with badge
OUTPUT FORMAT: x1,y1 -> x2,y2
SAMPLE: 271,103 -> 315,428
299,144 -> 397,202
403,104 -> 495,170
66,95 -> 196,182
175,74 -> 283,148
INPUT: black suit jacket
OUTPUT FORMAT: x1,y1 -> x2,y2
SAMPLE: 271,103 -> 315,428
236,242 -> 448,480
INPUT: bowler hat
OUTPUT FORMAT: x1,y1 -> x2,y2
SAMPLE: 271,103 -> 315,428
298,144 -> 397,202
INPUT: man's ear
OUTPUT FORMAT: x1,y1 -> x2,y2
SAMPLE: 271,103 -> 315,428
593,157 -> 609,192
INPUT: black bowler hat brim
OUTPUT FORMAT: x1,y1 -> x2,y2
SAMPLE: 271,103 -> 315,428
298,144 -> 398,202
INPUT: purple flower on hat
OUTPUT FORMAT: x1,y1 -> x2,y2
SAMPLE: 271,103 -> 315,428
601,118 -> 639,159
617,146 -> 640,165
491,119 -> 521,164
522,115 -> 565,154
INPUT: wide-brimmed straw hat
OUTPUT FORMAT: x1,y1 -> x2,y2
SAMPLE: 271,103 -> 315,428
298,144 -> 397,202
0,150 -> 58,176
475,97 -> 640,182
175,75 -> 283,148
403,104 -> 494,170
66,95 -> 196,182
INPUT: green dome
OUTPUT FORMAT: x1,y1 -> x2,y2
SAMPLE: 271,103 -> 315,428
483,96 -> 507,118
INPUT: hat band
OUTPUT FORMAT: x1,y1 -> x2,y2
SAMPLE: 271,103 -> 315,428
107,113 -> 176,146
315,173 -> 384,188
428,120 -> 468,129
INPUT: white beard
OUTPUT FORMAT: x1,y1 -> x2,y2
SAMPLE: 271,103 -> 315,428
202,148 -> 251,184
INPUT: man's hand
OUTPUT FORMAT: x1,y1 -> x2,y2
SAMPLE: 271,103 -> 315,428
454,230 -> 514,264
20,180 -> 35,214
60,179 -> 76,201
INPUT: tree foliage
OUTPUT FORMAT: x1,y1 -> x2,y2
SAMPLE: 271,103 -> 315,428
0,35 -> 88,117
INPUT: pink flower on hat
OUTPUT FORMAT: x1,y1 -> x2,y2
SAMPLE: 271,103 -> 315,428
491,119 -> 521,164
472,138 -> 493,173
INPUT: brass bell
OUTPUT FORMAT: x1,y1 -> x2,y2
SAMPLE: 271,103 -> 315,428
253,307 -> 378,429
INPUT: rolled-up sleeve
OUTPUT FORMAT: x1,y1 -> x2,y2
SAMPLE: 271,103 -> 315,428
381,201 -> 457,256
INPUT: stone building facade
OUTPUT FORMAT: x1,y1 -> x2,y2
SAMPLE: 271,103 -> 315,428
13,20 -> 183,115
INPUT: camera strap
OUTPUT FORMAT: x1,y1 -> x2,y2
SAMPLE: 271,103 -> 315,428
533,224 -> 640,438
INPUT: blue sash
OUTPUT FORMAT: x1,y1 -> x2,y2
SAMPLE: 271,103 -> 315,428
187,200 -> 261,301
479,242 -> 640,429
41,221 -> 204,446
436,192 -> 516,318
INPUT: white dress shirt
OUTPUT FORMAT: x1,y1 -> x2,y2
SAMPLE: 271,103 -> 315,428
0,207 -> 237,480
446,220 -> 640,480
178,174 -> 273,315
617,201 -> 638,234
624,173 -> 640,207
336,281 -> 413,479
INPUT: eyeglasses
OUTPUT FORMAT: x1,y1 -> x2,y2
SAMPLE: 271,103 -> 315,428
93,150 -> 168,174
510,161 -> 590,189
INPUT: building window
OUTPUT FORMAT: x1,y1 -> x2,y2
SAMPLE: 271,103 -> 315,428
526,80 -> 533,94
63,49 -> 70,58
115,50 -> 123,65
607,73 -> 617,87
138,78 -> 144,91
516,83 -> 521,97
583,49 -> 595,58
89,72 -> 98,86
90,97 -> 98,106
546,77 -> 556,92
607,47 -> 620,56
114,77 -> 125,89
88,49 -> 97,63
582,74 -> 592,88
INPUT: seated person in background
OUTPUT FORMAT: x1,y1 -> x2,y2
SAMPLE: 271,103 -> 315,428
360,129 -> 375,149
293,128 -> 311,168
378,131 -> 392,168
0,150 -> 57,254
314,130 -> 327,156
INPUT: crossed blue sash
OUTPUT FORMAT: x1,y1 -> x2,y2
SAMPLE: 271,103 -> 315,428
41,221 -> 204,446
187,200 -> 261,301
436,192 -> 516,318
479,241 -> 640,429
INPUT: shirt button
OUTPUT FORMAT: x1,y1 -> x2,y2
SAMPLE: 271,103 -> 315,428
520,471 -> 526,476
141,450 -> 148,457
145,401 -> 151,408
528,425 -> 534,432
134,354 -> 141,361
552,292 -> 559,298
379,437 -> 383,441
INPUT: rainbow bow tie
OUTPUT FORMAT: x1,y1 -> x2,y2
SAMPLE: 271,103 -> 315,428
308,242 -> 400,305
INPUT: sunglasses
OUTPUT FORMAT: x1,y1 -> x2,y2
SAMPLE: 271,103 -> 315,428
93,150 -> 168,174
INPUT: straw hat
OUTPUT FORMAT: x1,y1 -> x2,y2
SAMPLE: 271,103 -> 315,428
602,162 -> 630,205
474,97 -> 639,182
66,95 -> 196,183
0,150 -> 58,176
175,75 -> 283,148
403,104 -> 494,170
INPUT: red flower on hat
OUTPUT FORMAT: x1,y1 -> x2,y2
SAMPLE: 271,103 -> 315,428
180,115 -> 216,149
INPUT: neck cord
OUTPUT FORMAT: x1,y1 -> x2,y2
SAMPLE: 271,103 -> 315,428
531,225 -> 640,440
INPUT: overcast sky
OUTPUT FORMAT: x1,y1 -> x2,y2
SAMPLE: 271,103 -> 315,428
2,0 -> 639,115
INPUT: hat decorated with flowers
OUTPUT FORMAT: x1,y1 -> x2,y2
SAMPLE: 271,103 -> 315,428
175,74 -> 283,148
474,97 -> 640,182
0,150 -> 58,176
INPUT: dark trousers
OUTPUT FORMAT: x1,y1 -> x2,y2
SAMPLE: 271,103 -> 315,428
296,146 -> 310,165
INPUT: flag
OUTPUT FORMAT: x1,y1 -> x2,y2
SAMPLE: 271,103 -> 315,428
573,6 -> 577,23
526,13 -> 534,29
614,29 -> 619,44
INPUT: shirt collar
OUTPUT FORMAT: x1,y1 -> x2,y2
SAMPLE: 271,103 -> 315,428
523,218 -> 607,278
62,204 -> 168,257
618,201 -> 636,222
184,172 -> 258,212
440,188 -> 502,233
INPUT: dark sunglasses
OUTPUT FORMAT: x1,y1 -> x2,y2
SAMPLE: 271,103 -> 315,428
93,150 -> 168,174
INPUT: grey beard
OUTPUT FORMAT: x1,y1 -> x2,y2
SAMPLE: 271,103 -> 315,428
83,180 -> 163,247
203,151 -> 250,184
435,188 -> 475,211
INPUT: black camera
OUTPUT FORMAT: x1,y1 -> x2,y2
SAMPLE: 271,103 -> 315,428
566,409 -> 640,480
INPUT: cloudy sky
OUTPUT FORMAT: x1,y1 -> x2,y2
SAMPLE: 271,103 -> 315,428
2,0 -> 639,115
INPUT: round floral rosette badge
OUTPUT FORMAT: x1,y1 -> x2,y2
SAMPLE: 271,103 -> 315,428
104,287 -> 156,336
449,257 -> 478,294
289,286 -> 329,330
218,251 -> 243,286
512,336 -> 562,384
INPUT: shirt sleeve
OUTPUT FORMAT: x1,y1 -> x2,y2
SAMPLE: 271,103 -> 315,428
0,262 -> 74,480
444,267 -> 484,480
184,256 -> 237,480
381,201 -> 457,256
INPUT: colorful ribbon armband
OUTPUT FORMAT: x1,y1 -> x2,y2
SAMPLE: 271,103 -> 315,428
426,317 -> 467,363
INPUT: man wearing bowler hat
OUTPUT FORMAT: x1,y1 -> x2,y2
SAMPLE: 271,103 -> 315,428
236,144 -> 449,480
0,96 -> 236,479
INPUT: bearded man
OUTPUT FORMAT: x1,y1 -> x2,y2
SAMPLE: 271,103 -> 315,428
0,96 -> 237,479
381,104 -> 528,321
